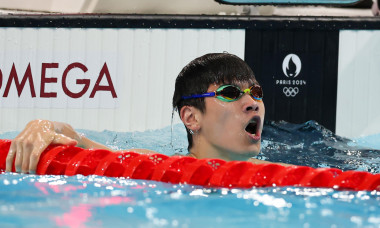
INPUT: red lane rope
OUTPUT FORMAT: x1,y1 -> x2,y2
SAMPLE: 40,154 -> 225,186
0,139 -> 379,191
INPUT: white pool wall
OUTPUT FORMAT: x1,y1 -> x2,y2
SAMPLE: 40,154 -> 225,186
0,28 -> 245,133
336,30 -> 380,138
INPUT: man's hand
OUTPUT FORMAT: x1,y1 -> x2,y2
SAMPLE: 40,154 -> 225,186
5,120 -> 78,174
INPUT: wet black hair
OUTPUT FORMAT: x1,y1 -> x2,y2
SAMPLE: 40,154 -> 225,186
172,53 -> 257,150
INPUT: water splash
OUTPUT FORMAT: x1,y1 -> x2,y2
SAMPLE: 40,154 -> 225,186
259,120 -> 380,173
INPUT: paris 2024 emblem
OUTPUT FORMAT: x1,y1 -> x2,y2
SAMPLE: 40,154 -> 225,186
282,54 -> 301,78
276,54 -> 306,97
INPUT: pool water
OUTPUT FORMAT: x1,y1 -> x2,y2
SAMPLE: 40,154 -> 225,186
0,121 -> 379,228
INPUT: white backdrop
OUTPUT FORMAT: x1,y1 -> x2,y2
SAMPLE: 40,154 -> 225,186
336,30 -> 380,138
0,28 -> 245,132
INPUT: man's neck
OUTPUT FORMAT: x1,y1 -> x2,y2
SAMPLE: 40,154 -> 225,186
189,136 -> 251,161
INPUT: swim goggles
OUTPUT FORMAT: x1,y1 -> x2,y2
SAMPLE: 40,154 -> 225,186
181,84 -> 263,102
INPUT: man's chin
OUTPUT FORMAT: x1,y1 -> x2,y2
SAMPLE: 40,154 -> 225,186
214,144 -> 261,161
232,148 -> 260,161
248,144 -> 261,155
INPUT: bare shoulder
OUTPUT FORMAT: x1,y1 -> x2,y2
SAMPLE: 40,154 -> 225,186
248,158 -> 291,166
248,157 -> 272,164
128,148 -> 157,154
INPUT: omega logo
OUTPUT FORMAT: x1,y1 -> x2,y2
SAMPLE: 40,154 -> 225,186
0,62 -> 117,99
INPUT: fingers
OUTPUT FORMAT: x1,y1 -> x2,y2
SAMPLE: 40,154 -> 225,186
28,148 -> 42,174
15,142 -> 23,173
21,151 -> 30,173
7,141 -> 25,172
24,138 -> 50,174
6,140 -> 34,173
10,139 -> 47,174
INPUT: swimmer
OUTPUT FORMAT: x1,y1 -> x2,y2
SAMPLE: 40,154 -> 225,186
5,53 -> 284,174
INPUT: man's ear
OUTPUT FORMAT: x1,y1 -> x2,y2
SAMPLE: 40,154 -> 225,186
180,106 -> 201,131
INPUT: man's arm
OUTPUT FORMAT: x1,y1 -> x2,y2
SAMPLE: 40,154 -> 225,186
5,119 -> 154,174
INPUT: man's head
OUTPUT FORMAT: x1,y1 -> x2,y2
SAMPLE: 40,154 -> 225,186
172,53 -> 265,160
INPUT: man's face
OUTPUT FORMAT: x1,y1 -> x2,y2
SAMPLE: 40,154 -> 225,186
198,82 -> 265,159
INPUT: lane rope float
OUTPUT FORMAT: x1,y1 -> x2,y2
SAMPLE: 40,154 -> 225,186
0,139 -> 379,191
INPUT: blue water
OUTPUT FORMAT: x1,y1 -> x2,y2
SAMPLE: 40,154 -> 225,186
0,121 -> 379,228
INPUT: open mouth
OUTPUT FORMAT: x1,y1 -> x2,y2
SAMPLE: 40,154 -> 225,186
245,116 -> 261,140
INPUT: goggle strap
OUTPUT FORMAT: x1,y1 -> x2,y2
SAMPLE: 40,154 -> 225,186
181,92 -> 216,100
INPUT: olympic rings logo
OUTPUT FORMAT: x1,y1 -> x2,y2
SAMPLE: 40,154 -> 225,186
283,87 -> 299,97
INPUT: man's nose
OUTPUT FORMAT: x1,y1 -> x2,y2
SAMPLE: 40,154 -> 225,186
242,94 -> 259,112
